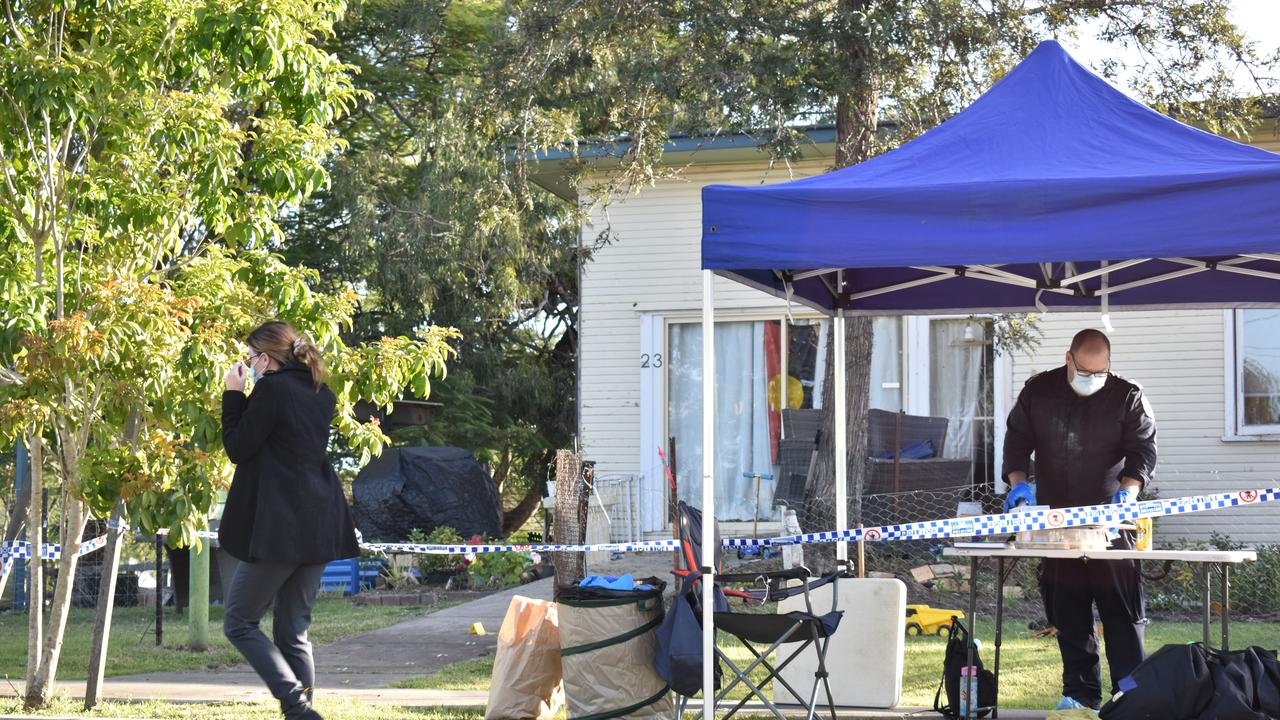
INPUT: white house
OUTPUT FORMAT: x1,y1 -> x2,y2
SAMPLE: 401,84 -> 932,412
532,125 -> 1280,545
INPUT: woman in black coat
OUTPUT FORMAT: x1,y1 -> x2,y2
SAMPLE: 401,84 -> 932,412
221,321 -> 360,720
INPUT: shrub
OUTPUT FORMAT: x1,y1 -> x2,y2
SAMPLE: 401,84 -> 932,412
407,526 -> 467,579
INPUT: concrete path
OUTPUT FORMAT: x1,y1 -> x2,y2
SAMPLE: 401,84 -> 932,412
115,577 -> 553,692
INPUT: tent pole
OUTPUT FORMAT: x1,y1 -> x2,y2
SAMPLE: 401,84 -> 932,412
780,317 -> 788,439
701,270 -> 716,718
834,281 -> 849,567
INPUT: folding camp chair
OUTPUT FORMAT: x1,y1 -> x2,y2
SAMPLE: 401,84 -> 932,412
671,501 -> 846,720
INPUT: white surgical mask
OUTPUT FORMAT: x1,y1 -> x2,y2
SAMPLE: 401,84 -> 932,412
247,352 -> 264,382
1071,371 -> 1107,397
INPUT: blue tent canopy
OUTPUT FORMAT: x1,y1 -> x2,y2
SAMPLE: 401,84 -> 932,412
701,40 -> 1280,314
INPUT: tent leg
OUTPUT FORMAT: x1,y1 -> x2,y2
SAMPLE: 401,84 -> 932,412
701,270 -> 717,718
834,311 -> 848,566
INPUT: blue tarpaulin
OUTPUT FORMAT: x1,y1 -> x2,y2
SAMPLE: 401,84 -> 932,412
701,40 -> 1280,313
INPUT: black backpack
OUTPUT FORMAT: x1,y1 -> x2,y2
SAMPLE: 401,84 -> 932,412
934,617 -> 998,719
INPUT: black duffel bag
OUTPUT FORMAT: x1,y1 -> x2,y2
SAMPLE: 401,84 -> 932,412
1101,643 -> 1280,720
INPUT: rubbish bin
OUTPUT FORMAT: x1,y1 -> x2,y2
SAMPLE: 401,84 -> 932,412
557,578 -> 673,720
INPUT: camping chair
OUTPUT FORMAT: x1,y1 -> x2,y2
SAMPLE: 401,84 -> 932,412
672,500 -> 846,720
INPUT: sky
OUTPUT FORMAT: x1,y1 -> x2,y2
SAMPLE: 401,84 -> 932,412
1061,0 -> 1280,97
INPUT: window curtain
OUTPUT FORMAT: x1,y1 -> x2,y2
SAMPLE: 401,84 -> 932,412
870,317 -> 903,411
929,320 -> 982,460
668,321 -> 774,520
1242,310 -> 1280,426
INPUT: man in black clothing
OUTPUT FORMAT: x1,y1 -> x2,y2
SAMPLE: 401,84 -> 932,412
1002,328 -> 1158,713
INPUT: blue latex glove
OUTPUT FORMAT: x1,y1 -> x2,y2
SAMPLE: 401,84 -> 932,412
1111,488 -> 1135,504
1003,482 -> 1036,512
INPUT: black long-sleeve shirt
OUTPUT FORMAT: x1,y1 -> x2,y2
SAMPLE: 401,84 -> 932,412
1002,365 -> 1157,509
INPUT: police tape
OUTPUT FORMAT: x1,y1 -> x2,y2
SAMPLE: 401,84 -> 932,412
724,486 -> 1280,548
0,526 -> 219,571
364,486 -> 1280,554
2,486 -> 1278,563
1,533 -> 109,563
361,539 -> 682,556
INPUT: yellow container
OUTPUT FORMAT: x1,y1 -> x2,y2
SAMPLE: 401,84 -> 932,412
1135,517 -> 1153,550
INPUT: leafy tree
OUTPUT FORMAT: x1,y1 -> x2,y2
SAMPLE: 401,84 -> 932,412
282,0 -> 579,535
485,0 -> 1278,570
0,0 -> 454,708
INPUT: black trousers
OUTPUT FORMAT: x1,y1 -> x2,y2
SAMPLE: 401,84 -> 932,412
1039,535 -> 1146,710
223,561 -> 328,712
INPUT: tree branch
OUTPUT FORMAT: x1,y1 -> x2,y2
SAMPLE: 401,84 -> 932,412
0,367 -> 26,385
1019,0 -> 1156,17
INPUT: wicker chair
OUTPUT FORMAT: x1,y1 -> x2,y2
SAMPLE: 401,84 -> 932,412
864,409 -> 972,496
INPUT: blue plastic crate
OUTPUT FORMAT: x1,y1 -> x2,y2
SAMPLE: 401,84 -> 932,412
319,558 -> 386,595
320,558 -> 359,595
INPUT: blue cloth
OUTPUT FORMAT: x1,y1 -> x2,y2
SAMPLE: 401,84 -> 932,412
701,40 -> 1280,314
873,438 -> 934,461
1003,482 -> 1036,512
1111,488 -> 1135,504
580,574 -> 635,591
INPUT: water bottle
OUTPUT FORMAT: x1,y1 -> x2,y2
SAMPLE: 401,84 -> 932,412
968,664 -> 979,716
959,666 -> 971,717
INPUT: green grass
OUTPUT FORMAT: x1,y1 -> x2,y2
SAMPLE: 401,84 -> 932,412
391,658 -> 495,690
390,621 -> 1280,710
0,595 -> 450,680
0,697 -> 484,719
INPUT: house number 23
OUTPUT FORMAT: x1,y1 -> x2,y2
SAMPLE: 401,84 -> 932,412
640,353 -> 663,368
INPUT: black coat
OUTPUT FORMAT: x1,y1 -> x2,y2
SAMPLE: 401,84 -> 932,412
1002,365 -> 1157,509
219,363 -> 360,564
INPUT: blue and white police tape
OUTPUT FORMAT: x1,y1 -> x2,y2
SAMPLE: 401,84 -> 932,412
0,533 -> 109,562
361,539 -> 682,556
723,486 -> 1280,548
0,526 -> 218,572
2,486 -> 1277,561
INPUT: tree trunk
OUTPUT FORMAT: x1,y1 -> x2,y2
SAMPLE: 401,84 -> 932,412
24,437 -> 42,704
26,494 -> 90,710
84,500 -> 126,710
502,482 -> 546,537
801,317 -> 875,574
85,407 -> 141,708
801,0 -> 879,575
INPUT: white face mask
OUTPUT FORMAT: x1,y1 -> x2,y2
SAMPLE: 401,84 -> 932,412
247,353 -> 264,382
1069,352 -> 1108,397
1070,369 -> 1107,396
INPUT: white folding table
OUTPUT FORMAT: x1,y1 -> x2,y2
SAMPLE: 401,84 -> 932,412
941,546 -> 1257,718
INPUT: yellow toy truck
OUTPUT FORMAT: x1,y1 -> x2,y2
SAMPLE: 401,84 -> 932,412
905,605 -> 965,637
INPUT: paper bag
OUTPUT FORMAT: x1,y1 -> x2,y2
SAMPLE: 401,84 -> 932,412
485,596 -> 564,720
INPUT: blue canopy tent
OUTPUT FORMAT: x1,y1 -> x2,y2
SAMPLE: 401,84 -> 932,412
692,39 -> 1280,713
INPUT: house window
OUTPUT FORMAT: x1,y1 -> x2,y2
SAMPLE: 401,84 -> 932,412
667,319 -> 792,521
665,317 -> 903,520
927,319 -> 996,484
1235,309 -> 1280,434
